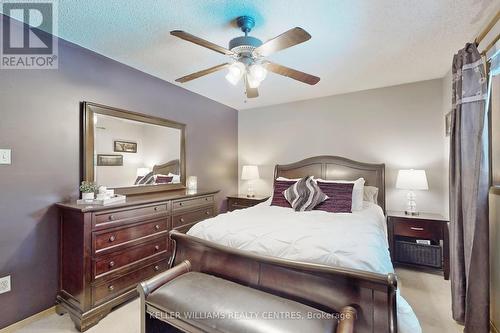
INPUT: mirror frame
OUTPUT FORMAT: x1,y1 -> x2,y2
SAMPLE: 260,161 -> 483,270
82,102 -> 186,195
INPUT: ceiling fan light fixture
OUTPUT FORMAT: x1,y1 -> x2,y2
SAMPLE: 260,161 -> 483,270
249,64 -> 267,82
246,73 -> 261,88
171,16 -> 320,98
225,62 -> 245,85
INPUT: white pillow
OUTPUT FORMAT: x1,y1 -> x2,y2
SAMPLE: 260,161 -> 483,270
167,173 -> 181,183
315,178 -> 365,211
363,186 -> 379,203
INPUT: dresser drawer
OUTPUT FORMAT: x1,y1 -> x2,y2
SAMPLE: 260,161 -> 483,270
172,196 -> 213,212
393,219 -> 442,239
172,207 -> 214,229
92,259 -> 169,306
93,238 -> 168,278
94,204 -> 168,229
94,219 -> 168,253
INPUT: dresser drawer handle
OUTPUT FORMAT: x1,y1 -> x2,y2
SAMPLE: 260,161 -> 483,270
109,235 -> 116,242
154,207 -> 159,211
205,198 -> 209,201
108,215 -> 115,221
179,202 -> 183,206
234,201 -> 238,205
108,261 -> 115,268
180,217 -> 185,223
154,224 -> 161,230
154,245 -> 160,251
410,227 -> 424,231
153,265 -> 159,271
205,211 -> 210,215
108,285 -> 114,292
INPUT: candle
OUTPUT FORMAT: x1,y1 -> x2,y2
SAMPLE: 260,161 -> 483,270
187,176 -> 197,191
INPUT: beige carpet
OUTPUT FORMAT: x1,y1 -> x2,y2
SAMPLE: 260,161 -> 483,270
396,268 -> 463,333
4,268 -> 463,333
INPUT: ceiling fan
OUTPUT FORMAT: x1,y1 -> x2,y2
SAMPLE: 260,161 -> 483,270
171,16 -> 320,98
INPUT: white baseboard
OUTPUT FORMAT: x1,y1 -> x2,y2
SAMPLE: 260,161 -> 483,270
0,306 -> 55,333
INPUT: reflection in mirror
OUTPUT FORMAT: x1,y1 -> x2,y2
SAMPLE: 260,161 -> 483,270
94,113 -> 182,188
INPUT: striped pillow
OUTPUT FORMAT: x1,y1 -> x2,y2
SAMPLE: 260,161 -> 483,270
134,171 -> 155,185
283,176 -> 328,211
314,182 -> 354,213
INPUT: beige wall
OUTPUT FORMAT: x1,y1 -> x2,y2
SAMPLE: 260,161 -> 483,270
238,79 -> 448,215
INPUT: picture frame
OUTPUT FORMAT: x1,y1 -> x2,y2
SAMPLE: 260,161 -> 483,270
97,154 -> 123,166
445,111 -> 451,137
114,140 -> 137,153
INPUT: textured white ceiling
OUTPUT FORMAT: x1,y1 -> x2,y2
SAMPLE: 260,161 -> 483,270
3,0 -> 498,109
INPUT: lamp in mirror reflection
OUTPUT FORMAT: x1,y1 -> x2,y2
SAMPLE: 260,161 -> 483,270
136,167 -> 150,177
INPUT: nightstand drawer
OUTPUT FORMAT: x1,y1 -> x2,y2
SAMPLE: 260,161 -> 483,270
229,200 -> 252,210
227,196 -> 269,211
394,219 -> 442,239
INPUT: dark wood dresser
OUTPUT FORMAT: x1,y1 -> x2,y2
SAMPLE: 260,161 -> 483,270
56,189 -> 218,331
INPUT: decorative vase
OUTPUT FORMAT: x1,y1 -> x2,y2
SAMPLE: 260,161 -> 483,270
82,192 -> 95,201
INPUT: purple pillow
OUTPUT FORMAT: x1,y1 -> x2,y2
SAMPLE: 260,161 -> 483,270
314,182 -> 354,213
271,179 -> 297,207
155,175 -> 173,184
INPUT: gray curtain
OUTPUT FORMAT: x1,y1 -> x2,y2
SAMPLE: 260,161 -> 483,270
450,43 -> 489,332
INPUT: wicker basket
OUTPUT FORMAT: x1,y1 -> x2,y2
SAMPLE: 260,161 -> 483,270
395,240 -> 442,268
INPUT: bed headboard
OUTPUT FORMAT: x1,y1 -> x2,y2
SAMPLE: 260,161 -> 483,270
274,156 -> 386,211
152,159 -> 180,176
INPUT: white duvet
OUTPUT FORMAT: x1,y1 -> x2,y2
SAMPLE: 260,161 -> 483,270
188,200 -> 421,333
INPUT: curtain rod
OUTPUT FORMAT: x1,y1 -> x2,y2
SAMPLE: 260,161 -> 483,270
481,33 -> 499,57
475,11 -> 499,46
475,11 -> 499,45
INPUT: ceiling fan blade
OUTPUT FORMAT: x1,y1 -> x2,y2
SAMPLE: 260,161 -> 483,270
175,63 -> 230,83
245,77 -> 259,98
263,62 -> 320,85
171,30 -> 235,56
253,27 -> 311,57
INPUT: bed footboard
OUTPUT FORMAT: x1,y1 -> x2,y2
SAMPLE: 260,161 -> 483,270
169,230 -> 397,333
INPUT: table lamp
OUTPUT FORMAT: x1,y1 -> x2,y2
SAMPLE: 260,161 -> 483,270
396,169 -> 428,216
136,167 -> 150,177
241,165 -> 259,197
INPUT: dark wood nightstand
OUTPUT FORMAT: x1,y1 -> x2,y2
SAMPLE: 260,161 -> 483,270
227,194 -> 269,211
387,211 -> 450,280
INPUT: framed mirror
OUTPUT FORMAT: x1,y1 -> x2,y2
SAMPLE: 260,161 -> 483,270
82,102 -> 186,195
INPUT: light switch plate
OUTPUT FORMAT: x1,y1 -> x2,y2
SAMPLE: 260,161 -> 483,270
0,276 -> 11,294
0,149 -> 11,165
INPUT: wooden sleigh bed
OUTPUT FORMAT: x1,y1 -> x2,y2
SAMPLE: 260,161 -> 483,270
139,156 -> 397,333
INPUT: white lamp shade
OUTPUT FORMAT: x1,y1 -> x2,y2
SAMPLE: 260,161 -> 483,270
136,167 -> 150,177
396,169 -> 429,190
241,165 -> 259,180
225,62 -> 245,85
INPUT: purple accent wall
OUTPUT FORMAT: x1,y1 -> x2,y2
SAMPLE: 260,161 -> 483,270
0,15 -> 238,328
